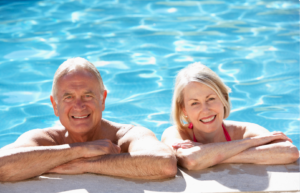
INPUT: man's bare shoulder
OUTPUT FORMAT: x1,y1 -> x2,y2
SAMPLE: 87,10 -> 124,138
101,119 -> 135,140
101,119 -> 157,150
1,126 -> 67,150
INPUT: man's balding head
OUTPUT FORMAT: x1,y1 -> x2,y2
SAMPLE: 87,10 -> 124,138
51,57 -> 105,101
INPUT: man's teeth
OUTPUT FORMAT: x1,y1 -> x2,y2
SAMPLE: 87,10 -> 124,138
73,115 -> 88,119
201,116 -> 215,123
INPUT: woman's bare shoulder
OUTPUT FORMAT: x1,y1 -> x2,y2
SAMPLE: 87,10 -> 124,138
224,120 -> 269,139
162,125 -> 190,142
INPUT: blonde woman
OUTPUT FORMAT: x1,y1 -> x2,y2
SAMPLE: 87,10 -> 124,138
162,62 -> 299,170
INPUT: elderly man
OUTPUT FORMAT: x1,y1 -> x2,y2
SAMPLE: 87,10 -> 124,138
0,58 -> 177,182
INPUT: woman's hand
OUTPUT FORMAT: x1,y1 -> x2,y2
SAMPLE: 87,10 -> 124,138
250,131 -> 293,145
172,140 -> 202,150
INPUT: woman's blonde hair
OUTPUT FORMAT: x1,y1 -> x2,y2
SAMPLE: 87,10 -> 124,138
171,62 -> 231,130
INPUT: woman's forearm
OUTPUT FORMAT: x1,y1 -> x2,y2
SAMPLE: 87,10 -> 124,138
175,133 -> 293,170
221,141 -> 299,164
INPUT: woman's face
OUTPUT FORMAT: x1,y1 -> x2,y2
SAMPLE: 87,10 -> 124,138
182,81 -> 224,133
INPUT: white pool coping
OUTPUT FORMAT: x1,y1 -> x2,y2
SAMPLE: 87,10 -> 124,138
1,156 -> 299,193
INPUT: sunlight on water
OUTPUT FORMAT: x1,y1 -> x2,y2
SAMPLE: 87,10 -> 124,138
0,0 -> 299,148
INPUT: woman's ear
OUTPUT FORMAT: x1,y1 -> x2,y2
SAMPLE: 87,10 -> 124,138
182,106 -> 187,117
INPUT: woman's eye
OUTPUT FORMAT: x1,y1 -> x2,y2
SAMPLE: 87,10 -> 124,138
208,98 -> 215,101
191,102 -> 198,106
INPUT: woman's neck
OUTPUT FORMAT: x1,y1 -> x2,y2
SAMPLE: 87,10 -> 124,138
193,125 -> 225,144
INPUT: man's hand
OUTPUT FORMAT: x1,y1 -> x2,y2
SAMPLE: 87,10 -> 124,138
47,157 -> 96,174
77,139 -> 121,158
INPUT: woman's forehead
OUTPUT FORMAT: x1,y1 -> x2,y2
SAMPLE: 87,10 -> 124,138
183,82 -> 217,98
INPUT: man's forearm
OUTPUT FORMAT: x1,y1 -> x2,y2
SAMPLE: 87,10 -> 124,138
53,151 -> 177,179
221,141 -> 299,164
89,152 -> 176,179
0,145 -> 82,182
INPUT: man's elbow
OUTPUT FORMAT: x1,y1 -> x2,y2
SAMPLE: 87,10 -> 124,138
160,153 -> 177,178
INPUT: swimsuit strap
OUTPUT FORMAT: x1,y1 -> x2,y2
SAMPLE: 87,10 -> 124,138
192,131 -> 197,142
222,123 -> 231,141
191,123 -> 231,142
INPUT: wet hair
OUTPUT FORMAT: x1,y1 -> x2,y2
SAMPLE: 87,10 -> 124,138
51,57 -> 105,101
171,62 -> 231,130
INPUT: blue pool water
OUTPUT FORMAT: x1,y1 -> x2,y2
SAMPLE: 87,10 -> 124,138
0,0 -> 299,149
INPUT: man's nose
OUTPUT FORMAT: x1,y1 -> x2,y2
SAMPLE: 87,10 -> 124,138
74,98 -> 86,110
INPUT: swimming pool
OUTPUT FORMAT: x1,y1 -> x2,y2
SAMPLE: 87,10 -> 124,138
0,0 -> 299,149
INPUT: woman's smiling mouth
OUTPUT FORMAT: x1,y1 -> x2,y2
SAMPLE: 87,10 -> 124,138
200,115 -> 216,123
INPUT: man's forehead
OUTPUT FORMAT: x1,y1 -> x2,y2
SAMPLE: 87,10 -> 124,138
60,68 -> 96,80
56,70 -> 100,93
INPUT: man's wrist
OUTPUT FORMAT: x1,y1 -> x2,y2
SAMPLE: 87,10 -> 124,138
69,143 -> 85,158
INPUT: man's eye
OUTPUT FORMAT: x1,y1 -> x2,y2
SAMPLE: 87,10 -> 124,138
64,96 -> 72,101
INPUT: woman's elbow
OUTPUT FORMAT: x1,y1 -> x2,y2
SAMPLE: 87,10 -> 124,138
279,144 -> 299,164
288,147 -> 299,163
179,154 -> 200,170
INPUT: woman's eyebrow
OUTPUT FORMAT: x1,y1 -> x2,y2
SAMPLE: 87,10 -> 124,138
206,94 -> 216,98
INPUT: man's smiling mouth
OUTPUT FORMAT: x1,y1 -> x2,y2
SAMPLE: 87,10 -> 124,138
72,114 -> 90,119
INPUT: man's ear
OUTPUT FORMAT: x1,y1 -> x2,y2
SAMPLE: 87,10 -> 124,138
101,90 -> 107,111
50,95 -> 59,117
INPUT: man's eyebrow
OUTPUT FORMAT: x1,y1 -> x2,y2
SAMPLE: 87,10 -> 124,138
84,91 -> 94,95
62,92 -> 72,97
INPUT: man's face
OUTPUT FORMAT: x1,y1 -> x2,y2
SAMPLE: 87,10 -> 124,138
50,69 -> 106,135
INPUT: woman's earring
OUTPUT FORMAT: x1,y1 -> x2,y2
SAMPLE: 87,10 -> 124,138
188,122 -> 193,129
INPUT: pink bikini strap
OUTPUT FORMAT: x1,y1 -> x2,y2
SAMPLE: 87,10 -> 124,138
189,123 -> 231,142
193,131 -> 197,142
222,124 -> 231,141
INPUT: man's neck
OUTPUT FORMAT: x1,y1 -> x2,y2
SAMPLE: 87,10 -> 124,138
65,126 -> 103,143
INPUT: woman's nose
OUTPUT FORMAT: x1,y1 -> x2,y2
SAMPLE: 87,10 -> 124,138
201,103 -> 209,112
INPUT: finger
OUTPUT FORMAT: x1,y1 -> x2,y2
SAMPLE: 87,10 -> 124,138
172,144 -> 181,149
181,144 -> 194,149
112,145 -> 121,154
286,137 -> 293,143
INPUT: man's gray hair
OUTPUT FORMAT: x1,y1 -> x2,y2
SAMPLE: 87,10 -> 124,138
51,57 -> 105,101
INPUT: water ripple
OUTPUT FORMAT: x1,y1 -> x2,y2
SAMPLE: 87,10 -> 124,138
0,0 -> 298,148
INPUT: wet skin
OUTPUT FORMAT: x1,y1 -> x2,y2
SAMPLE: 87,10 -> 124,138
182,82 -> 225,141
50,69 -> 106,142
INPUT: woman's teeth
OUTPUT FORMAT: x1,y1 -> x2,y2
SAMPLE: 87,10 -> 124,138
200,116 -> 215,123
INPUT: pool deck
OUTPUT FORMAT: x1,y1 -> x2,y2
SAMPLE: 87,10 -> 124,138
1,156 -> 299,193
